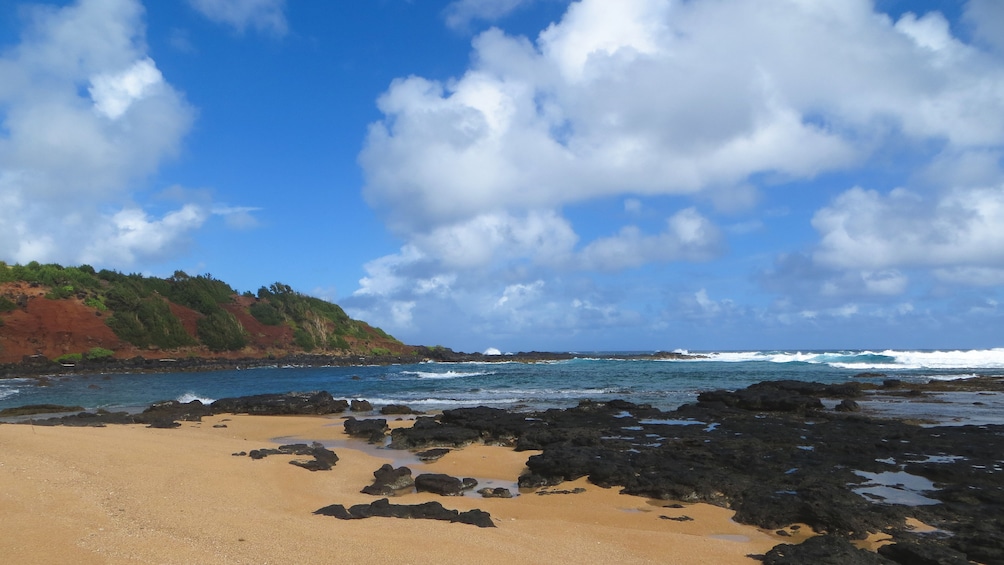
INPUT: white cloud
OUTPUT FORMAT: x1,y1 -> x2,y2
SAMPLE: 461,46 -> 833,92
362,0 -> 1004,272
0,0 -> 203,268
187,0 -> 287,35
812,185 -> 1004,270
211,205 -> 262,230
80,205 -> 209,265
934,267 -> 1004,287
354,0 -> 1004,347
577,208 -> 723,270
412,211 -> 579,269
820,270 -> 909,297
88,57 -> 163,119
965,0 -> 1004,53
443,0 -> 536,31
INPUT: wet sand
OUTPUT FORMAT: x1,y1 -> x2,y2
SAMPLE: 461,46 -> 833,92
0,414 -> 795,564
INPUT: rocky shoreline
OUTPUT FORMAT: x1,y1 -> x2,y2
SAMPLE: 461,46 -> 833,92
6,376 -> 1003,563
0,347 -> 703,379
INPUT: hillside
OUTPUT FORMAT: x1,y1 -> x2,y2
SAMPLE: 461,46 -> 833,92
0,262 -> 415,366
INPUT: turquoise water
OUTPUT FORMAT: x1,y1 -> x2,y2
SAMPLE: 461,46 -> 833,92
2,349 -> 1003,414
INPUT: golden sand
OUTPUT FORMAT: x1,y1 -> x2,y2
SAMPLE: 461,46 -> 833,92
0,413 -> 798,564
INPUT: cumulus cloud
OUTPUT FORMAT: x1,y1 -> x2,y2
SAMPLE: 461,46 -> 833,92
0,0 -> 209,267
577,208 -> 723,270
812,186 -> 1004,270
354,0 -> 1004,345
362,0 -> 1004,255
186,0 -> 287,36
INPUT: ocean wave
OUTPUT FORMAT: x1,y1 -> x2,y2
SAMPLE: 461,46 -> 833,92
0,387 -> 19,401
363,397 -> 521,406
400,370 -> 494,379
177,392 -> 216,404
689,349 -> 1004,370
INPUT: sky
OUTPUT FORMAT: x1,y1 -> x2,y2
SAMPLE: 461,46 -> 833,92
1,0 -> 1003,353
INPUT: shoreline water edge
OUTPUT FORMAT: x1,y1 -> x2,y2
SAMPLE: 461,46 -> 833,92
2,373 -> 1003,564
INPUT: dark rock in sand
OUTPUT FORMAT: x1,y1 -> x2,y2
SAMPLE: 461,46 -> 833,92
350,399 -> 373,412
877,539 -> 972,565
361,464 -> 414,495
415,448 -> 451,462
477,487 -> 513,498
763,534 -> 894,564
415,473 -> 478,496
390,384 -> 1004,562
343,417 -> 389,443
0,404 -> 85,417
518,473 -> 562,489
136,399 -> 211,426
211,391 -> 349,416
247,442 -> 338,471
314,498 -> 495,528
660,515 -> 693,522
388,416 -> 481,449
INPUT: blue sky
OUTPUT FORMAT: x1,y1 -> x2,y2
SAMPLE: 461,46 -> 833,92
1,0 -> 1003,353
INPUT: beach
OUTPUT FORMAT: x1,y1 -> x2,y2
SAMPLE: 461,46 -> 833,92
0,413 -> 792,565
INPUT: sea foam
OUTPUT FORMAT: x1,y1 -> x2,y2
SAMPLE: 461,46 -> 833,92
177,392 -> 216,405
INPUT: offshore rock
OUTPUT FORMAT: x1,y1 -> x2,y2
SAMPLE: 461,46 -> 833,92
350,399 -> 374,412
380,404 -> 417,415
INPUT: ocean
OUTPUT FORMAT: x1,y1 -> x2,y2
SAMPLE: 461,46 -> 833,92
3,349 -> 1004,424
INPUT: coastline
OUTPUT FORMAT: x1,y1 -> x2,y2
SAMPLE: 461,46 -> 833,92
0,413 -> 781,564
0,349 -> 704,379
3,376 -> 1002,562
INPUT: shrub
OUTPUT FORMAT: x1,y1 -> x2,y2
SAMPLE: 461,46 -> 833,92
106,296 -> 195,349
329,335 -> 350,350
0,296 -> 16,313
85,347 -> 115,361
45,285 -> 75,300
249,302 -> 283,326
294,328 -> 316,351
84,297 -> 108,311
370,347 -> 391,356
197,311 -> 247,352
54,353 -> 83,363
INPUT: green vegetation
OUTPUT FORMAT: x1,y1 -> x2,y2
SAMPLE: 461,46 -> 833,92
54,353 -> 83,363
84,297 -> 107,311
255,282 -> 376,353
85,347 -> 115,360
197,311 -> 247,352
249,302 -> 283,325
105,296 -> 196,349
0,262 -> 403,355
